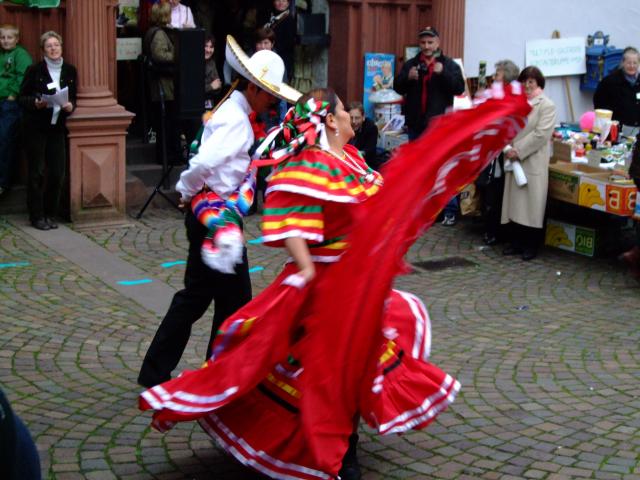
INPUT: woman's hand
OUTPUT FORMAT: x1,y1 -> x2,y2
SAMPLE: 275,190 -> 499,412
62,102 -> 73,113
296,264 -> 316,283
505,148 -> 519,160
210,79 -> 222,91
284,237 -> 315,283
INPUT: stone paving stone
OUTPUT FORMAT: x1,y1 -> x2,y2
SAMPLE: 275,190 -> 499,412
2,211 -> 640,479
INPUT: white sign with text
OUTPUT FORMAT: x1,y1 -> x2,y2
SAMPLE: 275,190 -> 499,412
116,37 -> 142,61
525,37 -> 586,77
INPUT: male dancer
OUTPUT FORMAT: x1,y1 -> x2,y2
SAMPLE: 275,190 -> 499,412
138,37 -> 300,388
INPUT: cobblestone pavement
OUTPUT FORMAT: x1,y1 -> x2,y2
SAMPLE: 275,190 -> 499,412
1,209 -> 640,480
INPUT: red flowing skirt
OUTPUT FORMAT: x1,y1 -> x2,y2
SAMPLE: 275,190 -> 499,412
140,263 -> 459,479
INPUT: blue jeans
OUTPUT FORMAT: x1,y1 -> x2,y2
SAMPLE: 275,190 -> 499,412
443,196 -> 459,218
13,415 -> 41,480
0,99 -> 22,189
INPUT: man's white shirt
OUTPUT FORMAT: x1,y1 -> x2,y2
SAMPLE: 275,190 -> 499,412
176,91 -> 254,201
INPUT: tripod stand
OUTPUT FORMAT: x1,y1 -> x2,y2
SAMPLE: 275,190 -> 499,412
136,78 -> 183,220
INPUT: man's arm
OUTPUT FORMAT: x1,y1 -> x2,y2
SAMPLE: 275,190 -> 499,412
8,47 -> 33,99
394,60 -> 414,95
176,109 -> 252,201
440,58 -> 465,96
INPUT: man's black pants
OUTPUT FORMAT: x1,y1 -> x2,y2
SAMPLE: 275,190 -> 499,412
138,209 -> 252,388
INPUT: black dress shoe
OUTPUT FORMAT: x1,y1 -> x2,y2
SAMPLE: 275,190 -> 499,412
521,249 -> 537,261
46,217 -> 58,229
502,245 -> 522,255
483,235 -> 498,246
31,218 -> 50,231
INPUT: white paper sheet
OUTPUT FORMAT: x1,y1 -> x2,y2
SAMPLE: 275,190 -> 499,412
41,87 -> 69,108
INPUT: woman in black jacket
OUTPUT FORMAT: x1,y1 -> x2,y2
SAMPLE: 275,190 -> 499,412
593,47 -> 640,128
18,30 -> 77,230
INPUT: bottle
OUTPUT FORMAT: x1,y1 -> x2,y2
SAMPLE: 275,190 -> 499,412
478,61 -> 487,90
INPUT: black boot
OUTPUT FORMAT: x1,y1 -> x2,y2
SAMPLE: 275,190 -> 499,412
338,433 -> 361,480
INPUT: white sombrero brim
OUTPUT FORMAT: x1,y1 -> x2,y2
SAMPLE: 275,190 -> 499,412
225,35 -> 302,104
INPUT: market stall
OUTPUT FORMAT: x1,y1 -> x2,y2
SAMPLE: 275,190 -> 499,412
545,121 -> 637,256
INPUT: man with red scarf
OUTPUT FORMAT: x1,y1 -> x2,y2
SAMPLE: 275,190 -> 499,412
395,26 -> 465,138
396,26 -> 465,225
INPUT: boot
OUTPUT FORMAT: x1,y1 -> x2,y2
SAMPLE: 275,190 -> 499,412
338,433 -> 361,480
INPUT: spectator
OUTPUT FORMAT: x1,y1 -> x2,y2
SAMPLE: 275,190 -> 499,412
263,0 -> 296,80
0,24 -> 32,196
247,27 -> 286,215
620,132 -> 640,280
168,0 -> 195,29
204,34 -> 222,110
477,59 -> 520,246
253,27 -> 287,127
18,31 -> 77,231
254,26 -> 276,53
0,388 -> 41,480
347,101 -> 379,170
593,46 -> 640,130
395,26 -> 465,226
501,66 -> 557,261
143,2 -> 180,163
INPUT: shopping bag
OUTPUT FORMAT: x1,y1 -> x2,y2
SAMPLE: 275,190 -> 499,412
460,183 -> 481,216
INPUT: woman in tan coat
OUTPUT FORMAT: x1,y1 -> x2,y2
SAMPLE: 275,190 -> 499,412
501,66 -> 557,260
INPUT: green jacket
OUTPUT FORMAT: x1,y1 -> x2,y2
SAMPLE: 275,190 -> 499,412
0,45 -> 33,100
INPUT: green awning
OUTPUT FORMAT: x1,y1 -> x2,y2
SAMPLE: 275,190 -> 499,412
5,0 -> 61,7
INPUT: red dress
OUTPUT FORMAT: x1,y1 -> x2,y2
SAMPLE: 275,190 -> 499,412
140,145 -> 459,479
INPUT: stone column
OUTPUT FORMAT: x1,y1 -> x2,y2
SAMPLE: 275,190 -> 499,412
431,0 -> 465,59
64,0 -> 134,225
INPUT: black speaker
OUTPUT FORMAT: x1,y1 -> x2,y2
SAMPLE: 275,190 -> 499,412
171,28 -> 205,120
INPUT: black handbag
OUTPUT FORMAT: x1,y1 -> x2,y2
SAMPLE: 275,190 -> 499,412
476,153 -> 502,187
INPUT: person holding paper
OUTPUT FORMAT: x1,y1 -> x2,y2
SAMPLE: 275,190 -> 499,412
18,30 -> 76,231
501,66 -> 556,261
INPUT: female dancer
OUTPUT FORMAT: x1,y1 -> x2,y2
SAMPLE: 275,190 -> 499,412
141,84 -> 530,479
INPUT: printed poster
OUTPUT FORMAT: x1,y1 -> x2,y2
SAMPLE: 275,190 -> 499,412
363,53 -> 395,120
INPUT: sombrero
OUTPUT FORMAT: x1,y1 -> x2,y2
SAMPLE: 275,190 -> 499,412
225,35 -> 302,104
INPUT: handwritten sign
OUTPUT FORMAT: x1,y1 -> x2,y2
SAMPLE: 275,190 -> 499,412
116,37 -> 142,61
525,37 -> 586,77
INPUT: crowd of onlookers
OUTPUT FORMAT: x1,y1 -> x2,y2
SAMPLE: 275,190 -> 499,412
2,3 -> 639,275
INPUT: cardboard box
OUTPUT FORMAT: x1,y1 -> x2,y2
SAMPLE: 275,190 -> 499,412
545,219 -> 597,257
578,173 -> 607,212
548,162 -> 603,204
551,139 -> 572,163
578,171 -> 637,216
